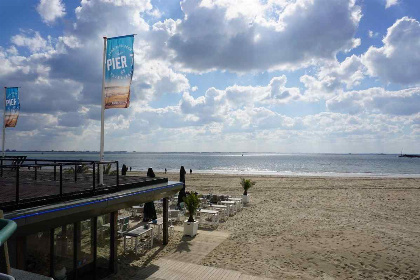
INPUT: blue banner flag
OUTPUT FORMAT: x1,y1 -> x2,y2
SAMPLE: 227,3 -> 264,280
104,35 -> 134,109
5,87 -> 20,127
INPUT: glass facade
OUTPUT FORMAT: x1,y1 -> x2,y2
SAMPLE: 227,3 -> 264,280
54,224 -> 74,280
25,230 -> 50,277
15,213 -> 113,280
96,214 -> 111,279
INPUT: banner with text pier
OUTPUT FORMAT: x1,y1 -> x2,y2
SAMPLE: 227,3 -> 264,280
104,35 -> 135,109
5,87 -> 20,127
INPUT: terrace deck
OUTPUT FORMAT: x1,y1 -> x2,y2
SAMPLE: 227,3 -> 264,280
0,170 -> 167,211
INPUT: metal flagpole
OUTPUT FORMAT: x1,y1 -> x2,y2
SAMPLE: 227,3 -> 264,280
2,87 -> 6,157
99,37 -> 107,185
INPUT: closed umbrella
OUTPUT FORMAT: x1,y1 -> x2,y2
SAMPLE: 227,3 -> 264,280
143,168 -> 157,221
177,166 -> 187,208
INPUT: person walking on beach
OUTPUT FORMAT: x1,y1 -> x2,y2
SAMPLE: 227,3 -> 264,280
177,166 -> 187,208
130,166 -> 132,172
165,168 -> 167,174
190,169 -> 192,174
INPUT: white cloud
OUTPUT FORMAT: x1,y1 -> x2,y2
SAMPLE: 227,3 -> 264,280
368,30 -> 379,38
163,0 -> 361,72
180,75 -> 301,124
363,17 -> 420,85
37,0 -> 66,24
327,87 -> 420,116
385,0 -> 399,9
301,55 -> 365,100
11,31 -> 52,53
2,0 -> 420,152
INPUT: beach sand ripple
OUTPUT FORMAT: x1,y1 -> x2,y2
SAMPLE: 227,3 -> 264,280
157,173 -> 420,279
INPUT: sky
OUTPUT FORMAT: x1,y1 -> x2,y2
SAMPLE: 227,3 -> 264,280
0,0 -> 419,153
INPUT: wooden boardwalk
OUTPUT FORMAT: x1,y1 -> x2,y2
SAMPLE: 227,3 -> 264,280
136,259 -> 272,280
130,228 -> 272,280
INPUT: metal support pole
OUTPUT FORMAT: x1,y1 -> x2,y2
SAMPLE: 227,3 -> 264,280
163,197 -> 169,245
59,165 -> 63,197
92,162 -> 96,192
53,161 -> 56,181
2,87 -> 6,158
74,164 -> 77,182
99,37 -> 107,186
116,161 -> 119,189
97,163 -> 100,184
1,159 -> 3,177
15,166 -> 19,205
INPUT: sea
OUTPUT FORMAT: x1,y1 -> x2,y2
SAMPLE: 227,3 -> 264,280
6,152 -> 420,178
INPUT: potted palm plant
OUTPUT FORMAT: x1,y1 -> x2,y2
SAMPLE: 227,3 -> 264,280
241,178 -> 255,204
183,193 -> 200,237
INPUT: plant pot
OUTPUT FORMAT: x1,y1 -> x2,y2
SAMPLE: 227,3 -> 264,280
242,194 -> 250,204
183,220 -> 199,237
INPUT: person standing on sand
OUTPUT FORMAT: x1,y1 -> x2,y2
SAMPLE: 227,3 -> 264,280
147,167 -> 155,178
121,164 -> 128,176
190,169 -> 192,174
165,168 -> 167,174
143,168 -> 157,221
177,166 -> 187,208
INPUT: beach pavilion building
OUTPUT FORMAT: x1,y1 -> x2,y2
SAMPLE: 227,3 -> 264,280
0,156 -> 182,280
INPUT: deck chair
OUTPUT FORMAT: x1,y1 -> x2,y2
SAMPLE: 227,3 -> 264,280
117,216 -> 130,237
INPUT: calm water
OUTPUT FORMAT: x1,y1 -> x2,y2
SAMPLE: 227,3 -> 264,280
6,152 -> 420,177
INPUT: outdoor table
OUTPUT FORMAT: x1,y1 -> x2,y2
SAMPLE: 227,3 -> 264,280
209,204 -> 229,218
197,209 -> 219,226
228,198 -> 243,210
169,209 -> 182,222
148,217 -> 163,239
220,201 -> 237,215
102,215 -> 129,229
123,226 -> 153,254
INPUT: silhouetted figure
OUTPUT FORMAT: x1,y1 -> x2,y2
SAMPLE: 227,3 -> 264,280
147,167 -> 155,178
121,164 -> 128,176
130,166 -> 132,172
165,168 -> 167,174
190,169 -> 192,174
143,201 -> 157,222
177,166 -> 187,208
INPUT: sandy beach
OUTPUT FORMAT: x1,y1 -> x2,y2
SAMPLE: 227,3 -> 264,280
119,172 -> 420,280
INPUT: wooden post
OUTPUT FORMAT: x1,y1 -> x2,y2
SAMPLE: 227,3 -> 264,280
74,222 -> 80,279
92,217 -> 97,279
34,160 -> 37,180
163,198 -> 168,245
49,228 -> 54,278
15,167 -> 19,206
109,211 -> 118,273
15,235 -> 25,270
0,211 -> 11,275
53,162 -> 56,181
